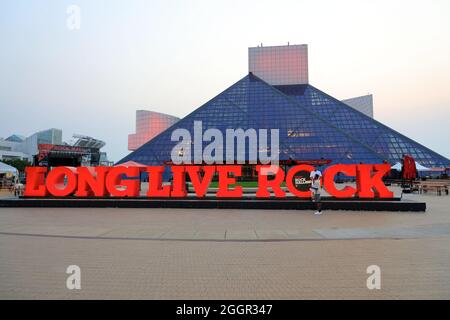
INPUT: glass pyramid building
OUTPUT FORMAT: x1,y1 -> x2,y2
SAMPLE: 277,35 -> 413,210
117,73 -> 450,169
275,84 -> 450,168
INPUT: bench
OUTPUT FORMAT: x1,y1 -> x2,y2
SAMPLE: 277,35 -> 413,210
417,181 -> 449,196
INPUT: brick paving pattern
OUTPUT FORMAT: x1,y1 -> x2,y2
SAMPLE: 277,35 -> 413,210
0,190 -> 449,299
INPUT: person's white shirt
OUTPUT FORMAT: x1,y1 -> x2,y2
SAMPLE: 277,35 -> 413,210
310,169 -> 322,180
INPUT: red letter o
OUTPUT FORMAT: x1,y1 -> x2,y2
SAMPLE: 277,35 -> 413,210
46,167 -> 77,197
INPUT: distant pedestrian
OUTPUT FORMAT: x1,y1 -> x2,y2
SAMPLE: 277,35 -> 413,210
310,173 -> 322,215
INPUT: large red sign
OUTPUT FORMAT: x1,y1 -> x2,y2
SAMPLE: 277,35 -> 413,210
23,164 -> 393,199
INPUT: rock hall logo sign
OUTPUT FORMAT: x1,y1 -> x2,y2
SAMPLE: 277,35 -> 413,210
24,121 -> 393,199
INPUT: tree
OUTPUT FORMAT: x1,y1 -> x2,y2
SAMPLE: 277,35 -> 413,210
1,159 -> 31,173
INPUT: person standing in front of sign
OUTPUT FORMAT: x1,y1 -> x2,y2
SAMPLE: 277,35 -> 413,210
310,168 -> 322,181
310,173 -> 323,215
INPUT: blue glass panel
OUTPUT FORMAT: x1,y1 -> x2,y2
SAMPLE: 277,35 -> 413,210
118,74 -> 386,167
275,84 -> 450,168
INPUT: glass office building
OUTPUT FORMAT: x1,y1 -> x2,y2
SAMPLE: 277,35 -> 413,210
118,45 -> 450,171
36,128 -> 62,146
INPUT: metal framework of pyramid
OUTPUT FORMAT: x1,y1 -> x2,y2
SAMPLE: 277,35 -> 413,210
118,73 -> 450,169
275,84 -> 450,168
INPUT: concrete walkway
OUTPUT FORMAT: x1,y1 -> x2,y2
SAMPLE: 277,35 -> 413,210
0,189 -> 447,241
1,218 -> 449,241
0,190 -> 449,299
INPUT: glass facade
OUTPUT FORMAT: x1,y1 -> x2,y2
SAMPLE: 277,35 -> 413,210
275,84 -> 450,168
119,74 -> 394,169
116,40 -> 450,171
248,44 -> 309,85
128,110 -> 180,151
36,129 -> 62,145
119,73 -> 450,171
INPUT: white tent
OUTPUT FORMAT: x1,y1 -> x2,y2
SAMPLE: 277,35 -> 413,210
391,161 -> 431,172
0,161 -> 18,175
415,162 -> 432,171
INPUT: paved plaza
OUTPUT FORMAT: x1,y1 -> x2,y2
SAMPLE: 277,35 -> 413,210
0,189 -> 449,299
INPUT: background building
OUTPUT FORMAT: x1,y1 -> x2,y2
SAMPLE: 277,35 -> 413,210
34,134 -> 109,167
18,128 -> 63,157
4,134 -> 25,143
128,110 -> 179,151
0,129 -> 112,167
0,136 -> 31,161
0,129 -> 61,162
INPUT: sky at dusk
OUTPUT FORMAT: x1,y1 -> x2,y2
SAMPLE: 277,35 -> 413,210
1,0 -> 450,162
